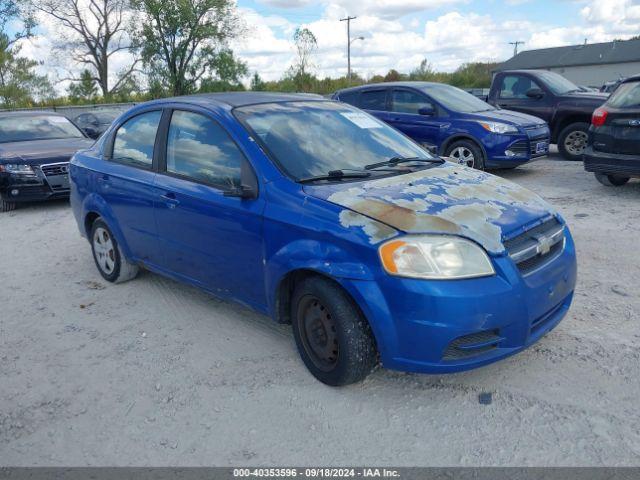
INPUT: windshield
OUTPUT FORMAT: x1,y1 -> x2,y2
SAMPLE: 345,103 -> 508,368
420,84 -> 494,113
235,101 -> 435,181
607,81 -> 640,108
0,115 -> 85,143
536,71 -> 580,95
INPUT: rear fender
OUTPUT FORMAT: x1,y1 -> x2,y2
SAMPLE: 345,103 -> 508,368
81,192 -> 134,261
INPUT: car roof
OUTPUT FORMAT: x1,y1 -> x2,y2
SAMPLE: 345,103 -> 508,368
622,74 -> 640,83
141,92 -> 326,110
336,81 -> 457,94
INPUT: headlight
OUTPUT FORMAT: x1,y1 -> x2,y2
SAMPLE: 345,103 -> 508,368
478,121 -> 519,134
379,235 -> 495,280
0,164 -> 36,176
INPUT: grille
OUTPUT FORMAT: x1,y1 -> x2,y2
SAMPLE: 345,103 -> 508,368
442,329 -> 502,361
505,217 -> 565,275
508,140 -> 528,154
530,301 -> 565,335
40,163 -> 69,177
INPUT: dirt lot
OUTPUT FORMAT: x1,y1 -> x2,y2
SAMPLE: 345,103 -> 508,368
1,152 -> 639,466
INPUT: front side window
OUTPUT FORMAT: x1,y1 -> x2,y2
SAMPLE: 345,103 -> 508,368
360,90 -> 388,111
338,90 -> 359,106
391,90 -> 432,114
166,110 -> 243,190
607,81 -> 640,108
0,114 -> 85,143
235,101 -> 435,181
421,84 -> 493,113
499,75 -> 540,99
112,110 -> 162,168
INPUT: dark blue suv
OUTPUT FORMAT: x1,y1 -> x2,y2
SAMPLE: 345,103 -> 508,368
334,82 -> 551,169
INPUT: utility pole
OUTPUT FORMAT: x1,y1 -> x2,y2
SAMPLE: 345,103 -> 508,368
509,41 -> 525,57
340,16 -> 357,84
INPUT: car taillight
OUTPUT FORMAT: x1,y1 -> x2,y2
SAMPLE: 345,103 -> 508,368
592,108 -> 608,127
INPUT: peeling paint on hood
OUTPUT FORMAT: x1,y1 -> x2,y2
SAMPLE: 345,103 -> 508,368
304,162 -> 557,253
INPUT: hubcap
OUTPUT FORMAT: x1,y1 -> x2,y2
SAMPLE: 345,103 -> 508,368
450,146 -> 475,168
564,130 -> 588,156
297,296 -> 339,372
93,227 -> 116,274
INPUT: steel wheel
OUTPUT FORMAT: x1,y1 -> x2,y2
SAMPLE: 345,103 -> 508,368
297,295 -> 339,372
450,146 -> 475,168
93,227 -> 116,275
563,130 -> 588,156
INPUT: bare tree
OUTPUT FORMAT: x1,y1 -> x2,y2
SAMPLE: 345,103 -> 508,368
33,0 -> 139,97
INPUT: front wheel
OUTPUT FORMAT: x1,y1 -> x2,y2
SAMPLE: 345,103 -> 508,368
445,140 -> 485,170
291,276 -> 378,386
558,122 -> 589,160
90,218 -> 139,283
594,173 -> 630,187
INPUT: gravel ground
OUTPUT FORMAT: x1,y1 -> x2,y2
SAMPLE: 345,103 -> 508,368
1,152 -> 639,467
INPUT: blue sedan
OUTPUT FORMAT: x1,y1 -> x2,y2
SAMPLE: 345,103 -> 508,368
70,93 -> 576,386
333,82 -> 550,169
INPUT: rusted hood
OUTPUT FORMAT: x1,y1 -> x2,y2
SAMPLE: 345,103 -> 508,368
304,163 -> 557,254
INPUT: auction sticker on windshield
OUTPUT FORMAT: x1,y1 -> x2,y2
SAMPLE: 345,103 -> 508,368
340,112 -> 382,129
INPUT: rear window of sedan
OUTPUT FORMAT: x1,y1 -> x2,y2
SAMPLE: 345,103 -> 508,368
0,115 -> 85,143
607,81 -> 640,108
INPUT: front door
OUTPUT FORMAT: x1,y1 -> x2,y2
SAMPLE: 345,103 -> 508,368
153,109 -> 266,310
495,74 -> 553,123
388,88 -> 442,152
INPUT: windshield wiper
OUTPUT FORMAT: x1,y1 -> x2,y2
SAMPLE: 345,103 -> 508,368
364,156 -> 444,170
298,169 -> 372,183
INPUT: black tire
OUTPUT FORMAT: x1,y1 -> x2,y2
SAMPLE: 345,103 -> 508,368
444,139 -> 485,170
594,173 -> 630,187
90,218 -> 139,283
557,122 -> 590,161
0,197 -> 17,212
291,276 -> 378,386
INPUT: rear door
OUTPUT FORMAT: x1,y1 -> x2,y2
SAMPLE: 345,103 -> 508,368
357,88 -> 392,123
153,108 -> 267,309
102,109 -> 164,264
388,88 -> 441,151
495,74 -> 553,123
603,80 -> 640,155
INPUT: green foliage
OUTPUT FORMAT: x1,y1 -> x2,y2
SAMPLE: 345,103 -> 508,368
130,0 -> 246,96
67,69 -> 98,102
250,72 -> 265,91
0,33 -> 54,108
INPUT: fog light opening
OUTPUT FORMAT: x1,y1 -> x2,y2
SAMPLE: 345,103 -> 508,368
11,189 -> 19,196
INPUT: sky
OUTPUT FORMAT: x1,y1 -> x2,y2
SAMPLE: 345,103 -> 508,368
11,0 -> 640,91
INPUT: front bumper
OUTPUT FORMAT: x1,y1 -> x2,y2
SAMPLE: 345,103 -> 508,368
584,146 -> 640,177
340,230 -> 577,374
483,129 -> 550,168
0,168 -> 70,202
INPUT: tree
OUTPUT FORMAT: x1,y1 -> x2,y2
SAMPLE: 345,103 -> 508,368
250,72 -> 265,91
409,59 -> 435,81
292,27 -> 317,79
130,0 -> 245,96
33,0 -> 139,97
0,34 -> 53,107
384,69 -> 402,82
67,68 -> 97,101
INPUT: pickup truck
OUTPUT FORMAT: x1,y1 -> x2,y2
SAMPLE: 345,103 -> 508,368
488,70 -> 609,160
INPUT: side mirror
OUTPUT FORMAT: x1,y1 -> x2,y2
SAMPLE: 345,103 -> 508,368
418,106 -> 435,116
526,88 -> 544,99
223,184 -> 257,199
83,127 -> 99,139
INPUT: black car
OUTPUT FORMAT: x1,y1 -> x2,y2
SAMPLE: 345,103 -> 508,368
73,109 -> 122,139
0,111 -> 94,212
488,70 -> 609,160
584,74 -> 640,186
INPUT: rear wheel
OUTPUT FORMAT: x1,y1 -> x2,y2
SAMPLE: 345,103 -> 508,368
594,173 -> 630,187
291,276 -> 378,386
90,218 -> 139,283
0,197 -> 17,213
445,139 -> 485,170
558,122 -> 589,160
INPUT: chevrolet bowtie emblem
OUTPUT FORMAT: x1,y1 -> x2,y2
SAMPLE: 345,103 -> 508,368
534,234 -> 553,255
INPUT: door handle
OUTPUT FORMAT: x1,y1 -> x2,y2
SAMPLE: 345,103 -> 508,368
161,192 -> 180,209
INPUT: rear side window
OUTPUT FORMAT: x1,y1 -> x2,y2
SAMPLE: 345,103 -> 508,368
607,81 -> 640,108
112,111 -> 162,168
391,90 -> 432,114
337,90 -> 359,106
499,75 -> 540,99
165,110 -> 244,190
360,90 -> 388,111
